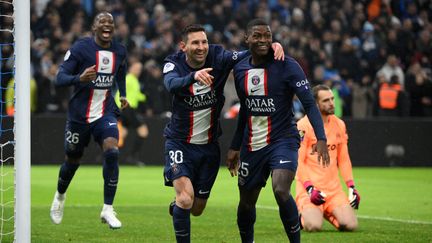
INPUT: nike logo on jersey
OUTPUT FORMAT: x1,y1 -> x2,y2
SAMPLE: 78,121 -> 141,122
251,87 -> 260,93
101,66 -> 109,70
196,87 -> 208,93
108,122 -> 117,126
279,160 -> 292,164
198,190 -> 210,194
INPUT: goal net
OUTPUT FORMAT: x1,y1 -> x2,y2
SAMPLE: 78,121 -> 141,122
0,0 -> 16,241
1,0 -> 31,242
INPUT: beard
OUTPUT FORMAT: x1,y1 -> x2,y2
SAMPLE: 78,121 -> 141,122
322,108 -> 335,115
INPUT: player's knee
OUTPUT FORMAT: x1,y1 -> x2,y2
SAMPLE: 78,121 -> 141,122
191,207 -> 204,216
273,186 -> 291,203
176,192 -> 194,209
191,199 -> 207,216
238,199 -> 253,210
103,137 -> 119,151
303,222 -> 322,232
104,148 -> 119,164
338,220 -> 358,232
66,155 -> 81,164
65,152 -> 83,163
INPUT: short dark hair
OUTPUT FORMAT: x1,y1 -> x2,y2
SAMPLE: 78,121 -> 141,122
93,11 -> 112,25
312,84 -> 331,100
181,24 -> 205,42
246,19 -> 269,33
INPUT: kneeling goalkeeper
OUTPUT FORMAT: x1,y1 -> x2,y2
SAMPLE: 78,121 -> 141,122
296,84 -> 361,231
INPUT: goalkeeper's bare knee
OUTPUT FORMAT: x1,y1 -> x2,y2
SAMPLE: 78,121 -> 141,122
303,222 -> 322,232
338,220 -> 358,231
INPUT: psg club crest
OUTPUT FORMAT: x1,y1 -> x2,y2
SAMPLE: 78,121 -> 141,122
251,75 -> 260,85
171,163 -> 180,175
102,57 -> 110,65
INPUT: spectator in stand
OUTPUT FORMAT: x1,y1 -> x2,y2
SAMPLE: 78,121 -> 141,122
378,75 -> 410,117
5,77 -> 38,116
351,74 -> 375,119
323,60 -> 351,117
405,62 -> 432,117
376,54 -> 405,89
24,0 -> 432,118
335,37 -> 362,83
142,59 -> 172,117
360,21 -> 383,77
115,61 -> 149,165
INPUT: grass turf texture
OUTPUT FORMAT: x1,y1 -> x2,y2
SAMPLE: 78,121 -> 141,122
27,166 -> 432,243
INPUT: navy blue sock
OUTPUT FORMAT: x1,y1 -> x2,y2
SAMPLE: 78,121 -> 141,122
237,205 -> 256,243
103,149 -> 119,205
172,205 -> 191,243
57,161 -> 80,194
278,196 -> 300,243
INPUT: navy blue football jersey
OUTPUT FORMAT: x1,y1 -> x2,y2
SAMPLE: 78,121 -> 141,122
162,45 -> 247,144
231,55 -> 326,151
56,37 -> 127,124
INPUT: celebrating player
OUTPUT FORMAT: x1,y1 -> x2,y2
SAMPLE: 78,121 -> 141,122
296,84 -> 360,231
162,24 -> 285,242
226,19 -> 330,243
49,12 -> 128,229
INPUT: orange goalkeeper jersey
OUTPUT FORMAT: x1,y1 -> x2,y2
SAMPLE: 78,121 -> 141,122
296,115 -> 353,195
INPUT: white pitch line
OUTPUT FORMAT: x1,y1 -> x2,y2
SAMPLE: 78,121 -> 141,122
357,215 -> 432,225
256,205 -> 432,225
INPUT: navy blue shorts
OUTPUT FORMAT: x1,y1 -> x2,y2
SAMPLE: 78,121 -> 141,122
163,139 -> 220,199
64,116 -> 119,158
238,137 -> 299,190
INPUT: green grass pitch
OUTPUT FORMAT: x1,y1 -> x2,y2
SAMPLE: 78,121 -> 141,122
22,166 -> 432,242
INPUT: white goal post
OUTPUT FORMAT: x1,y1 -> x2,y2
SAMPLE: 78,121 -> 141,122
14,0 -> 31,242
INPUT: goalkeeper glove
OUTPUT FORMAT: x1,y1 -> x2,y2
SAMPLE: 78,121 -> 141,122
346,180 -> 360,209
304,181 -> 326,205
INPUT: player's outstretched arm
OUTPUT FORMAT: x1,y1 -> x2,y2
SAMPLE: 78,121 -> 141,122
226,149 -> 240,177
163,63 -> 212,92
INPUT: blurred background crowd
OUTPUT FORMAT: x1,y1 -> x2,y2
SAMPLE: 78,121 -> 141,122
1,0 -> 431,119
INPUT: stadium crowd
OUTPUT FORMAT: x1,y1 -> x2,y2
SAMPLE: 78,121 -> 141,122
1,0 -> 431,118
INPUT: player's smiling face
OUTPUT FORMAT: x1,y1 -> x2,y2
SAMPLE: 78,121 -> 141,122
181,31 -> 209,68
317,90 -> 335,115
246,25 -> 272,57
93,13 -> 115,48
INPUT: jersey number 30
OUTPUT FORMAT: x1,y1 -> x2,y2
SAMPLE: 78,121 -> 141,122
169,150 -> 183,165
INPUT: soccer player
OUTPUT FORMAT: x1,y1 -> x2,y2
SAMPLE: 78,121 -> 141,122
162,24 -> 285,242
295,84 -> 360,232
226,19 -> 330,243
49,12 -> 128,229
